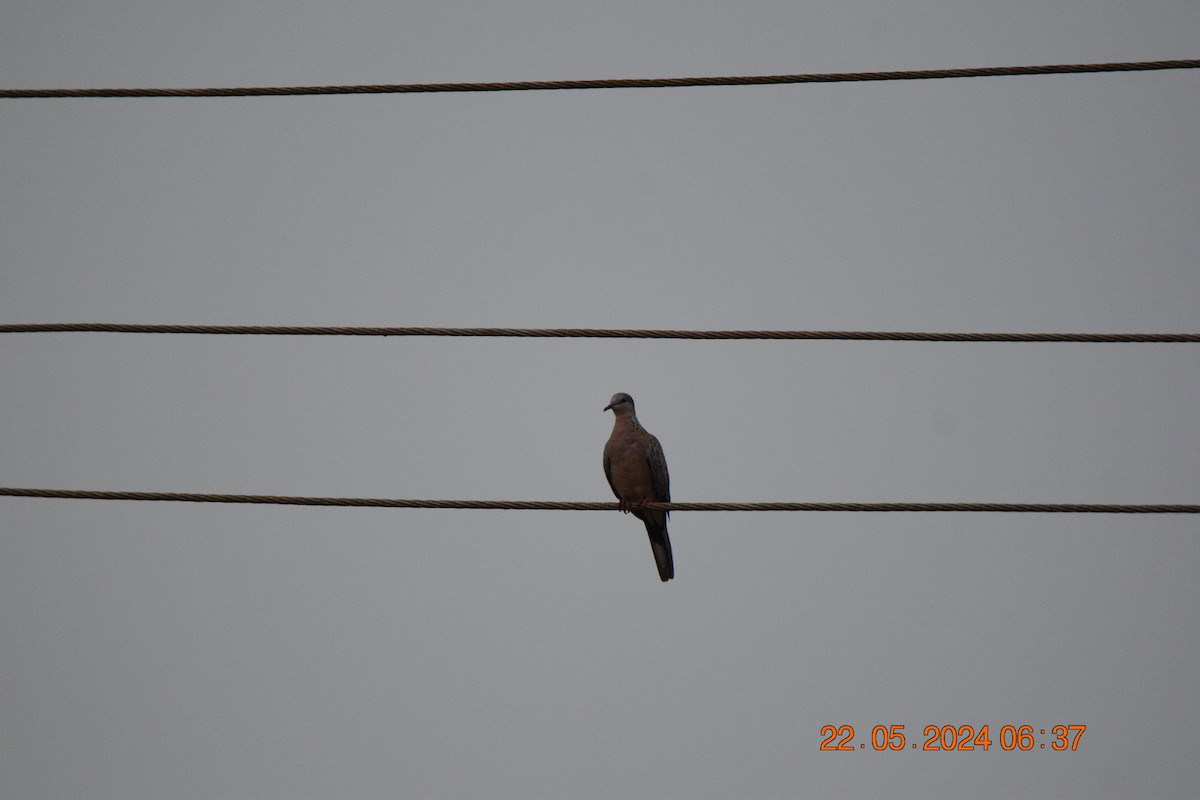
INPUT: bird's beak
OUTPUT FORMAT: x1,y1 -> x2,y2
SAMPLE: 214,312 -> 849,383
603,402 -> 614,412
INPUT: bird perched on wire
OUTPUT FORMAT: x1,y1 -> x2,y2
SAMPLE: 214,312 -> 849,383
603,393 -> 674,581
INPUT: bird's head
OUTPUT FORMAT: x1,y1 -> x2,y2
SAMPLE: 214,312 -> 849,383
604,393 -> 635,416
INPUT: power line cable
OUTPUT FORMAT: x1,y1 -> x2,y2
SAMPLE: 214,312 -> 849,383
1,488 -> 1195,514
2,59 -> 1197,99
3,324 -> 1199,342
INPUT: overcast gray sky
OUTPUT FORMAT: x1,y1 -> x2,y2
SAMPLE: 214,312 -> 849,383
2,3 -> 1199,798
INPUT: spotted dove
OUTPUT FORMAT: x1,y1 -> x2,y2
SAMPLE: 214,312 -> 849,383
603,392 -> 674,581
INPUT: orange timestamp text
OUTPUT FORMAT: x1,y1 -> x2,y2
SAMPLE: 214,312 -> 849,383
820,724 -> 1086,752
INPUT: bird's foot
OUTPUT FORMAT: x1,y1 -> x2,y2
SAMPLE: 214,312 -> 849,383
617,497 -> 651,513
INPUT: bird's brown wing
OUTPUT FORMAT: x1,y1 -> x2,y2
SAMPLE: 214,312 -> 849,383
602,452 -> 620,500
646,435 -> 670,509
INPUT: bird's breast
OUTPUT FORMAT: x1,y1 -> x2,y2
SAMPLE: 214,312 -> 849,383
605,447 -> 654,497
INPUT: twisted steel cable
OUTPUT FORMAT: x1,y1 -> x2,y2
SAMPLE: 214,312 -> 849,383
1,488 -> 1195,514
2,60 -> 1197,98
3,324 -> 1198,342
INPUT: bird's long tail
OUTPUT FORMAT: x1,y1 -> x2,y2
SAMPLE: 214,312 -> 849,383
645,521 -> 674,582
